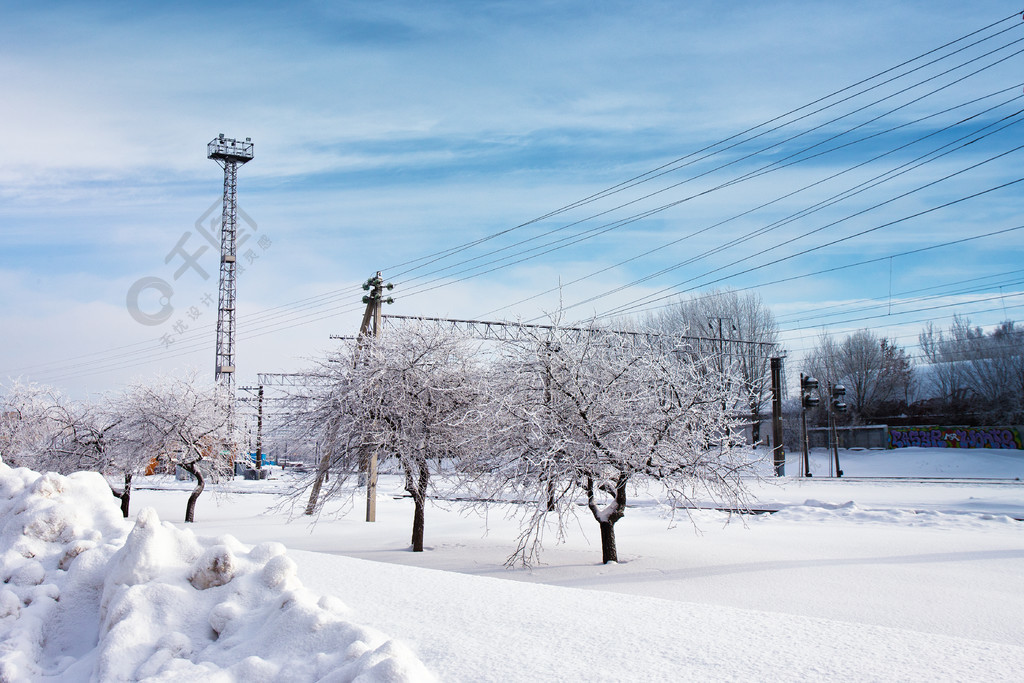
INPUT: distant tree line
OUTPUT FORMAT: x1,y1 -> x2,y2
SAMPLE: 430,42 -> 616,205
802,316 -> 1024,426
0,372 -> 233,521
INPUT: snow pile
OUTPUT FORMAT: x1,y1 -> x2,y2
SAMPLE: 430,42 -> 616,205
0,460 -> 433,681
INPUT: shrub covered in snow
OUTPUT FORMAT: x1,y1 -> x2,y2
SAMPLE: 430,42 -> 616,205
0,459 -> 433,681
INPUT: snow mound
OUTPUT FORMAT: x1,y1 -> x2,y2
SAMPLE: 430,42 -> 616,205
0,460 -> 433,681
772,498 -> 1021,529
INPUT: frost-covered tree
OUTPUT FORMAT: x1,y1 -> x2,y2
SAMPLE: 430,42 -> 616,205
295,321 -> 485,552
0,382 -> 109,474
45,395 -> 133,512
482,321 -> 757,565
114,373 -> 234,522
1,382 -> 153,515
649,289 -> 779,443
837,330 -> 887,418
0,381 -> 71,470
920,316 -> 1024,422
804,332 -> 843,392
1,376 -> 236,519
919,320 -> 970,412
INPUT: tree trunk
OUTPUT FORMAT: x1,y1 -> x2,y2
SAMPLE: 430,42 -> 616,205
585,472 -> 628,564
120,472 -> 133,518
305,448 -> 333,515
599,520 -> 618,564
406,465 -> 429,552
306,423 -> 340,515
411,496 -> 426,552
181,462 -> 205,523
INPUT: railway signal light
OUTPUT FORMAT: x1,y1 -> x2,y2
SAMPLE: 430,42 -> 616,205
801,375 -> 820,408
830,384 -> 847,412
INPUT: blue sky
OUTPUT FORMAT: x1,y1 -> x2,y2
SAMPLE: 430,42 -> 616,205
2,1 -> 1023,395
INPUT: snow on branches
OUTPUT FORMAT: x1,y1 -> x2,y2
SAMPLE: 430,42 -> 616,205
480,320 -> 761,565
292,321 -> 486,551
1,372 -> 235,522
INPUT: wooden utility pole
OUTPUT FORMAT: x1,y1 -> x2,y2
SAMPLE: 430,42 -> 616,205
770,356 -> 785,477
357,272 -> 393,523
304,273 -> 392,517
255,385 -> 264,470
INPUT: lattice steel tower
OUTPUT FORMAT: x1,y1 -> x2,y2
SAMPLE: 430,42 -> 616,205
207,134 -> 253,388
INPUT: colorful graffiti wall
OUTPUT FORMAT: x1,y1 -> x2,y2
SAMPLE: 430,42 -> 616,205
888,426 -> 1022,449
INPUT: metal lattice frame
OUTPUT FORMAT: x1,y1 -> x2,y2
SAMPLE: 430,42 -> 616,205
379,313 -> 778,352
257,373 -> 319,387
207,135 -> 253,389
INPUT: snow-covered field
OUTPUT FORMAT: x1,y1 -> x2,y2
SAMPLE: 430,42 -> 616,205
3,447 -> 1023,681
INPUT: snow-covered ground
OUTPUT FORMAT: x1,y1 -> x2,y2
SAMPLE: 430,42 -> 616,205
3,447 -> 1023,680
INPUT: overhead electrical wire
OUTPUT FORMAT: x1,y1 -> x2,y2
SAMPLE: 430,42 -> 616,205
587,149 -> 1024,321
779,301 -> 1024,363
780,281 -> 1024,329
477,87 -> 1024,319
50,220 -> 1024,384
391,38 -> 1024,300
7,10 -> 1024,384
385,11 -> 1024,280
772,269 -> 1024,327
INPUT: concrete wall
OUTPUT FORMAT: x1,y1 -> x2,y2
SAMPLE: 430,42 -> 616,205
807,425 -> 889,450
805,424 -> 1024,449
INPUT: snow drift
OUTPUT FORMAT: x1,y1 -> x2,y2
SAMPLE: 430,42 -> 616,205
0,460 -> 433,681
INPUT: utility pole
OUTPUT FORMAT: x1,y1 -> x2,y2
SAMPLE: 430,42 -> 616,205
238,384 -> 265,476
770,356 -> 785,477
357,272 -> 393,522
709,317 -> 734,414
709,317 -> 733,370
255,385 -> 264,471
304,273 -> 393,517
828,383 -> 847,477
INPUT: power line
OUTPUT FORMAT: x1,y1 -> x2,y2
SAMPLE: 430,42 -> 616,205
626,223 -> 1024,321
478,90 -> 1024,319
591,164 -> 1024,322
8,11 -> 1024,385
384,11 -> 1024,281
393,41 -> 1024,301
